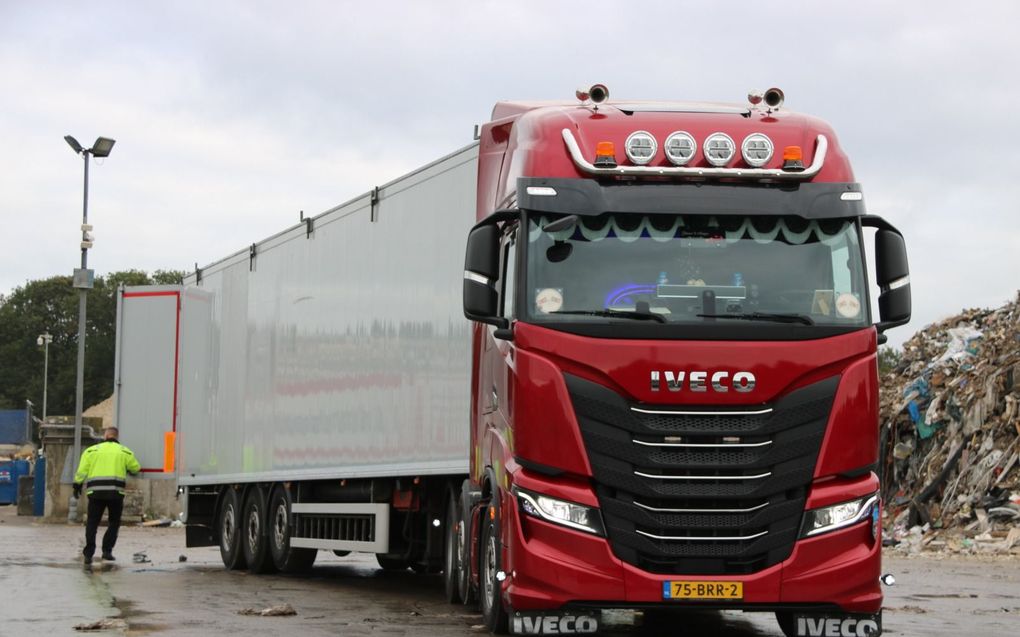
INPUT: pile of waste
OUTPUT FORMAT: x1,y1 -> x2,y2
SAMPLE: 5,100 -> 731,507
880,292 -> 1020,555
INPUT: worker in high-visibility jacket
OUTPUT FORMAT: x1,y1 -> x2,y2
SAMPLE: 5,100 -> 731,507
73,427 -> 140,564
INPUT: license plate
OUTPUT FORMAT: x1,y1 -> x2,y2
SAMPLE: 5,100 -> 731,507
662,580 -> 743,600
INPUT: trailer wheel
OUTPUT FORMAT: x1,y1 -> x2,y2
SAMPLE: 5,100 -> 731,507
218,488 -> 247,570
480,497 -> 509,634
268,486 -> 317,572
242,487 -> 278,574
443,491 -> 463,603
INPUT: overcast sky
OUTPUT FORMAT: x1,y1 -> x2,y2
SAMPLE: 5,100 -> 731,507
2,1 -> 1017,349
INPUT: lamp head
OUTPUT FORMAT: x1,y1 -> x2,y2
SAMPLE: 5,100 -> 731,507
91,137 -> 116,158
64,135 -> 84,154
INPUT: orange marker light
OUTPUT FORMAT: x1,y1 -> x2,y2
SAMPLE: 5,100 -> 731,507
594,141 -> 617,168
782,145 -> 805,172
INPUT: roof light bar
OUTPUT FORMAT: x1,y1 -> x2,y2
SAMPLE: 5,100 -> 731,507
561,129 -> 829,181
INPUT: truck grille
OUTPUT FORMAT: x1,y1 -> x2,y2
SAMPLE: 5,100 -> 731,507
565,373 -> 837,575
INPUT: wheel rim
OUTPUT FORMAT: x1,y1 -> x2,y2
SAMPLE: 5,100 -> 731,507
483,531 -> 497,611
247,506 -> 260,554
456,519 -> 466,582
273,503 -> 287,550
223,504 -> 236,553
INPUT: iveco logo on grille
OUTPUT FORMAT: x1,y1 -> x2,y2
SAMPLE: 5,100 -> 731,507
650,370 -> 756,393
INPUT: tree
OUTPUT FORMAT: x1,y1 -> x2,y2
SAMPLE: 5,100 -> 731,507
0,269 -> 185,414
877,345 -> 903,376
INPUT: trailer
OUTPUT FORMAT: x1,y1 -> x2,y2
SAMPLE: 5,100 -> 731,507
115,143 -> 478,572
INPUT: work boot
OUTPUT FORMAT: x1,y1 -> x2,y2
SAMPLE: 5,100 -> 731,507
102,552 -> 116,561
83,555 -> 93,565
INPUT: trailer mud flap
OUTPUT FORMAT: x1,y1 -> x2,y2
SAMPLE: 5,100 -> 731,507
511,610 -> 600,635
790,612 -> 881,637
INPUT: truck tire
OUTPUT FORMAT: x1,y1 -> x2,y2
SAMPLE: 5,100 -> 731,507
443,491 -> 463,603
218,488 -> 247,570
775,612 -> 797,637
375,554 -> 410,571
458,485 -> 478,605
242,487 -> 278,574
480,496 -> 509,634
268,486 -> 316,573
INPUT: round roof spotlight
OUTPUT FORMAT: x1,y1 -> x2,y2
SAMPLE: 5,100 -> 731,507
589,83 -> 610,104
764,87 -> 784,110
664,131 -> 697,166
625,131 -> 657,165
575,87 -> 591,102
703,132 -> 735,167
741,133 -> 774,167
747,89 -> 764,107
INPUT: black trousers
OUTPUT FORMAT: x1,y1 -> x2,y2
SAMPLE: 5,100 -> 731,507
84,495 -> 124,558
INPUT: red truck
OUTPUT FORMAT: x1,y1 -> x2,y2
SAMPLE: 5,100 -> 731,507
456,86 -> 909,636
114,86 -> 908,637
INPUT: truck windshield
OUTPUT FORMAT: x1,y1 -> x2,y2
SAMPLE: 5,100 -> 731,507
524,213 -> 869,327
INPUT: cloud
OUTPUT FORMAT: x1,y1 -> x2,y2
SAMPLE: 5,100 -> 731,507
1,0 -> 1018,349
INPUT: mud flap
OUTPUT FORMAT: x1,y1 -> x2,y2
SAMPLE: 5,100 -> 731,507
510,610 -> 601,635
790,612 -> 881,637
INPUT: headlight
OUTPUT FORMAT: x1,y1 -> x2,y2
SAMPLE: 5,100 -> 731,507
514,488 -> 605,536
800,494 -> 879,538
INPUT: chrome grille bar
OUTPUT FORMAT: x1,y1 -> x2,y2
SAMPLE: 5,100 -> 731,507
636,529 -> 769,542
633,500 -> 769,514
634,470 -> 772,481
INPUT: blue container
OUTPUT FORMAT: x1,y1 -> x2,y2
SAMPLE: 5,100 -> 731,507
0,459 -> 31,505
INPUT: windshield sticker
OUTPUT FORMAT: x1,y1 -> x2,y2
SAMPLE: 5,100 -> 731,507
811,290 -> 834,316
835,293 -> 861,318
535,288 -> 564,314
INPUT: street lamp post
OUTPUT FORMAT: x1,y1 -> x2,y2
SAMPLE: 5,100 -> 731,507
64,135 -> 115,516
36,332 -> 52,421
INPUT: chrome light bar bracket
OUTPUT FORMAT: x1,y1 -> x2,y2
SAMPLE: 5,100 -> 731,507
562,129 -> 828,180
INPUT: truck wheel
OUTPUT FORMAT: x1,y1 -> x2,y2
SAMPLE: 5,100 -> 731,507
375,554 -> 409,571
775,612 -> 797,637
218,488 -> 247,570
443,491 -> 463,603
458,487 -> 477,605
268,486 -> 316,572
480,497 -> 509,634
242,487 -> 277,574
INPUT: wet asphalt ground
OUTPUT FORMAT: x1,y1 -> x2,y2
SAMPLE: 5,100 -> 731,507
1,505 -> 1017,637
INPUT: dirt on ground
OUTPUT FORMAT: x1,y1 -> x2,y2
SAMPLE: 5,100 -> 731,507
1,505 -> 1017,637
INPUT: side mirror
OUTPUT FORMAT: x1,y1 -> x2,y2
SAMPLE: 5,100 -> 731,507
866,218 -> 911,337
463,223 -> 506,328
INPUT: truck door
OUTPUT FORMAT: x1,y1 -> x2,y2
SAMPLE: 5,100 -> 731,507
113,285 -> 182,477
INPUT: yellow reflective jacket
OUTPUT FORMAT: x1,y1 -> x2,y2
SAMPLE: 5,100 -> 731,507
74,440 -> 141,496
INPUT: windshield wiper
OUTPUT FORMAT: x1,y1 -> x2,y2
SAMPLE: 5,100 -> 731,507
696,311 -> 815,326
550,308 -> 667,323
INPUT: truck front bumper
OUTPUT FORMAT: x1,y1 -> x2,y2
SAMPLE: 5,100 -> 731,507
502,491 -> 882,615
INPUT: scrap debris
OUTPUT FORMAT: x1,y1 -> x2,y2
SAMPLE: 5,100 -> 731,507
237,603 -> 298,617
73,618 -> 128,631
880,292 -> 1020,555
